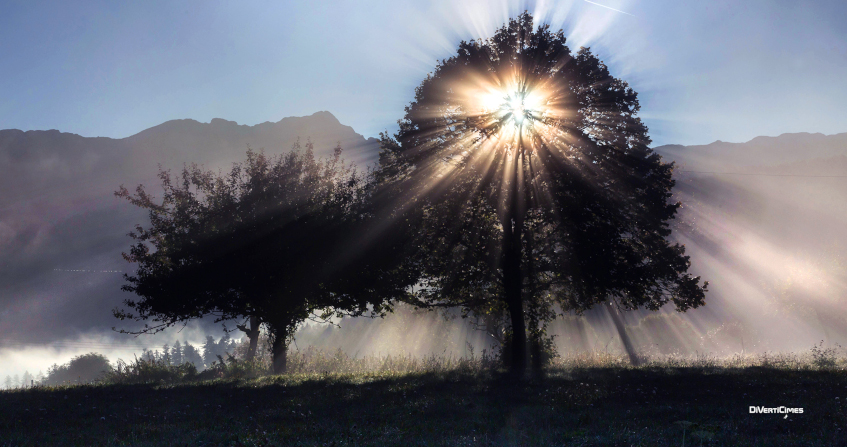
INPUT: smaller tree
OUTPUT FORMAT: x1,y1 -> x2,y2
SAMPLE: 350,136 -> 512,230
172,340 -> 183,365
21,371 -> 33,388
12,374 -> 19,388
140,348 -> 157,362
202,336 -> 218,367
218,332 -> 236,356
43,353 -> 112,385
161,344 -> 171,364
115,145 -> 414,373
3,375 -> 11,389
182,342 -> 204,369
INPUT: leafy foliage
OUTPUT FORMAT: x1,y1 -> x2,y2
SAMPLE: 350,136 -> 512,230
103,356 -> 197,385
200,334 -> 238,368
115,143 -> 414,372
136,337 -> 221,370
43,353 -> 112,386
379,12 -> 707,372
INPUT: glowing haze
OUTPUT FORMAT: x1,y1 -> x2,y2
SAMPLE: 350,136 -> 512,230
1,0 -> 846,381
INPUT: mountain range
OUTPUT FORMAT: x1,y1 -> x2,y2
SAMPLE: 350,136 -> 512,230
0,113 -> 845,348
0,112 -> 378,342
654,132 -> 847,171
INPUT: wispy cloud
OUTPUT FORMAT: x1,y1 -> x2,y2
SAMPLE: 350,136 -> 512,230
583,0 -> 635,17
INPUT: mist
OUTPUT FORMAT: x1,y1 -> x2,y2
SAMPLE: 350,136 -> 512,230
2,0 -> 846,379
287,133 -> 847,362
2,114 -> 846,380
2,103 -> 845,383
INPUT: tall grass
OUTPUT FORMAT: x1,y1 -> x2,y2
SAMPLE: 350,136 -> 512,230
549,345 -> 847,371
93,342 -> 847,387
102,356 -> 199,384
285,346 -> 501,374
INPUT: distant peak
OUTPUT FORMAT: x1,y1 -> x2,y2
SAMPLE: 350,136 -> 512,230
746,132 -> 830,144
210,118 -> 238,126
272,111 -> 343,127
308,111 -> 340,123
158,118 -> 202,127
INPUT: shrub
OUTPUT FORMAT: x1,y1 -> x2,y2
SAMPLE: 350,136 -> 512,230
196,354 -> 269,381
103,356 -> 197,384
809,341 -> 839,369
43,353 -> 112,385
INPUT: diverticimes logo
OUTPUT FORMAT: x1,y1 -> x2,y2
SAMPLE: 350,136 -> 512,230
749,406 -> 804,414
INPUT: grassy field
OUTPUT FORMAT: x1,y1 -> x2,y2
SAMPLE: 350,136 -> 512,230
2,353 -> 846,446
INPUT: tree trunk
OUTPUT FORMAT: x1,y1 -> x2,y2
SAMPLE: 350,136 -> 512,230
271,329 -> 289,374
529,333 -> 542,373
528,316 -> 543,374
237,316 -> 261,362
608,304 -> 640,366
247,316 -> 260,362
502,147 -> 528,376
503,216 -> 527,375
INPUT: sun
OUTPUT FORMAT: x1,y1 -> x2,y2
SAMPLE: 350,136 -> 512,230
461,74 -> 559,146
476,85 -> 548,133
505,95 -> 527,125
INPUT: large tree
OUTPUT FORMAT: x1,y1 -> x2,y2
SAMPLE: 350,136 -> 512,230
379,13 -> 708,373
115,144 -> 411,373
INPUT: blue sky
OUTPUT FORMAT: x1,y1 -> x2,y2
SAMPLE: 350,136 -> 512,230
1,0 -> 846,146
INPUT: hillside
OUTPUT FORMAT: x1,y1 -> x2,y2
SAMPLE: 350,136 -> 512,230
650,133 -> 847,352
1,124 -> 845,356
0,112 -> 380,342
653,132 -> 847,171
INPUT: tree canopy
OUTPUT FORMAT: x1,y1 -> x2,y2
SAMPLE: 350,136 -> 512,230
378,12 -> 708,373
115,143 -> 412,373
43,353 -> 112,386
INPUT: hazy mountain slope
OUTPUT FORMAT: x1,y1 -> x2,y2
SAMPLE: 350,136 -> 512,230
123,111 -> 379,169
1,123 -> 845,353
654,134 -> 847,247
653,132 -> 847,171
0,112 -> 379,342
0,111 -> 377,206
653,133 -> 847,351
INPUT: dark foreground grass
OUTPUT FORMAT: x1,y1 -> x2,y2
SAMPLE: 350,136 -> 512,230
2,363 -> 846,446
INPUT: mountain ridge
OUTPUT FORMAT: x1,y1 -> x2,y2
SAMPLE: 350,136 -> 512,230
653,131 -> 847,170
0,111 -> 379,203
0,110 -> 352,139
0,117 -> 845,344
0,111 -> 381,342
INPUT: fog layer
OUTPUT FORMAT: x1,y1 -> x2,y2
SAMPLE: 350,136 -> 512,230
1,116 -> 844,378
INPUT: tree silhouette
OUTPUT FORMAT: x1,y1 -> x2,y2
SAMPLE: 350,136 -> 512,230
115,144 -> 409,373
171,340 -> 183,365
21,371 -> 33,388
379,12 -> 707,373
201,336 -> 220,368
43,353 -> 112,385
182,341 -> 204,368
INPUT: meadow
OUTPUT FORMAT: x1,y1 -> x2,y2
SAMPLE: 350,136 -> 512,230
2,348 -> 846,446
